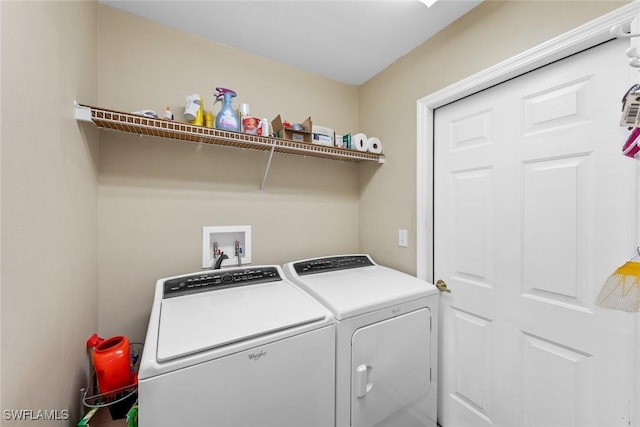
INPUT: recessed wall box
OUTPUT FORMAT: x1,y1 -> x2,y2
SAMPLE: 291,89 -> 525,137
202,225 -> 252,269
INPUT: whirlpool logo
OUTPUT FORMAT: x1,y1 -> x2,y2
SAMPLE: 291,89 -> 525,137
248,350 -> 267,361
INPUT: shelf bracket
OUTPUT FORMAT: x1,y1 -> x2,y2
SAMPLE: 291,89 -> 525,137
74,101 -> 92,122
260,144 -> 277,194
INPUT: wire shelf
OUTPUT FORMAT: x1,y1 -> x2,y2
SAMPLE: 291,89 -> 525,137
75,104 -> 385,164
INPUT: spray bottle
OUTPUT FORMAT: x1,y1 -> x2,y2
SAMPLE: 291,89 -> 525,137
214,87 -> 240,132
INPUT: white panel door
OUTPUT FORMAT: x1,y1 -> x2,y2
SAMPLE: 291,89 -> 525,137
351,308 -> 432,427
434,39 -> 637,427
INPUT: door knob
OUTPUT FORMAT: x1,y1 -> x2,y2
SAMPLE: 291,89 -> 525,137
436,279 -> 451,293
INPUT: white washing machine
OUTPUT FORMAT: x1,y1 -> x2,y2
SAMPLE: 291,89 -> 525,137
138,265 -> 336,427
283,254 -> 439,427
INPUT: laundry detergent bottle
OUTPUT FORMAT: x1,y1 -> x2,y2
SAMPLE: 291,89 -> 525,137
214,87 -> 240,132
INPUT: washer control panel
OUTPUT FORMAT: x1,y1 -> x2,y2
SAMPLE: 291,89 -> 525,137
163,267 -> 281,298
293,255 -> 373,276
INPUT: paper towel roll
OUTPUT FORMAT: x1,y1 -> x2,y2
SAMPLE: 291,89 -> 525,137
368,137 -> 382,154
353,133 -> 369,152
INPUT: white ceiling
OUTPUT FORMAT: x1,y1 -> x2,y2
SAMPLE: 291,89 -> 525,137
100,0 -> 483,85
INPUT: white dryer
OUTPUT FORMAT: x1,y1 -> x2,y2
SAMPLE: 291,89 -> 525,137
138,265 -> 336,427
283,255 -> 439,427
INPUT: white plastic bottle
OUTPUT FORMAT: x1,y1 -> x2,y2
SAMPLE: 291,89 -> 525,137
238,103 -> 250,132
260,118 -> 269,137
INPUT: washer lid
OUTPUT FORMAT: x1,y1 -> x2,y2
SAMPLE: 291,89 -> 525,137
287,263 -> 437,320
156,280 -> 328,362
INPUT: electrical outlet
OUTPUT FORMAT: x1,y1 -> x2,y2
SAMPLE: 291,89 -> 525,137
398,229 -> 408,247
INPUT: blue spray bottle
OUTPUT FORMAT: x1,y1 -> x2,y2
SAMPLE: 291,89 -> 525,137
214,87 -> 240,132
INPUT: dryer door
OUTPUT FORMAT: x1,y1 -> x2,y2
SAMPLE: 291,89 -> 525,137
351,308 -> 432,427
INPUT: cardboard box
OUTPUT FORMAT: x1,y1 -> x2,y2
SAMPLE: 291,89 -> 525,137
271,115 -> 312,143
78,403 -> 138,427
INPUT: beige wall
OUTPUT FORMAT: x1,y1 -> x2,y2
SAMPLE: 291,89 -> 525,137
1,1 -> 99,425
96,5 -> 361,341
358,0 -> 627,275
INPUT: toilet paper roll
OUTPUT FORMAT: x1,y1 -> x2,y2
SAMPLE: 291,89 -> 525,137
367,137 -> 382,154
353,133 -> 369,152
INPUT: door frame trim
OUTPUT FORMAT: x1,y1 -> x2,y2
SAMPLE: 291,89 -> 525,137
416,2 -> 640,283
